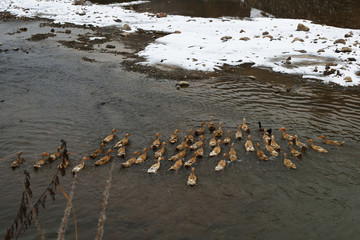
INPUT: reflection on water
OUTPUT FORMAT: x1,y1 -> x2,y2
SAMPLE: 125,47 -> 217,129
1,18 -> 360,240
91,0 -> 360,28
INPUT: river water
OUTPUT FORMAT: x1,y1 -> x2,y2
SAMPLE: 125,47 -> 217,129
1,1 -> 360,239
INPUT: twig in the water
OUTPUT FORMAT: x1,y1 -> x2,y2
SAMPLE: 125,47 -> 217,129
4,171 -> 32,240
96,161 -> 115,240
25,191 -> 45,240
57,175 -> 78,240
5,139 -> 68,240
14,170 -> 60,239
56,179 -> 78,240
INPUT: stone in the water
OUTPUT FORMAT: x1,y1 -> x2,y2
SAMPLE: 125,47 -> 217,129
106,44 -> 116,49
123,24 -> 131,31
65,29 -> 71,34
262,31 -> 269,35
296,23 -> 309,32
18,27 -> 27,32
348,57 -> 356,62
121,32 -> 130,37
318,49 -> 325,53
333,39 -> 346,45
176,81 -> 189,88
82,56 -> 95,62
246,75 -> 256,80
344,76 -> 352,82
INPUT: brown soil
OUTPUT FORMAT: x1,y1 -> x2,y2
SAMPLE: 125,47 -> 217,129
27,33 -> 57,42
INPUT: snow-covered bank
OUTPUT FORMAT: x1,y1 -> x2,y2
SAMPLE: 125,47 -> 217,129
1,0 -> 359,86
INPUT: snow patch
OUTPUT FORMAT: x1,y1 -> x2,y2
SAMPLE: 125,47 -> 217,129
1,0 -> 359,86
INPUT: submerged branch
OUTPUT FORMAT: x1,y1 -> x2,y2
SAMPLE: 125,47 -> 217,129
57,175 -> 78,240
25,191 -> 45,240
96,161 -> 115,240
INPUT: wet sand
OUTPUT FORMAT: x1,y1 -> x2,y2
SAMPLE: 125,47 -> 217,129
1,14 -> 360,240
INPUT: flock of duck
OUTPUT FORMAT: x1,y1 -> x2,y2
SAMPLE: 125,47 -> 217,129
9,116 -> 344,186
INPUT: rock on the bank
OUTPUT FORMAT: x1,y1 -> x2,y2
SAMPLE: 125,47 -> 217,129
296,23 -> 310,32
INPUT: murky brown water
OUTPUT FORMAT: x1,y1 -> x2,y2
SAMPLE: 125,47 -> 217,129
1,8 -> 360,240
92,0 -> 360,29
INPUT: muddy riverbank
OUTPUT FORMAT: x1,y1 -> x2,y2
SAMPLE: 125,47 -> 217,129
1,13 -> 360,240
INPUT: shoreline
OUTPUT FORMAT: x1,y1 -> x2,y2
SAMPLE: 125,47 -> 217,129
1,0 -> 360,87
1,11 -> 360,240
1,11 -> 359,92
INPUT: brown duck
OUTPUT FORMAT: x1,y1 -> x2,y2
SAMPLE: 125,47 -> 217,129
151,133 -> 161,150
48,147 -> 61,162
195,122 -> 207,136
121,151 -> 140,168
223,130 -> 232,144
90,142 -> 106,159
307,139 -> 328,153
318,135 -> 344,146
135,148 -> 148,164
169,129 -> 181,144
34,152 -> 50,169
11,152 -> 25,168
102,129 -> 117,143
208,116 -> 216,131
215,153 -> 228,171
95,149 -> 114,166
114,133 -> 132,148
278,127 -> 295,141
256,143 -> 268,161
283,153 -> 296,169
187,167 -> 197,186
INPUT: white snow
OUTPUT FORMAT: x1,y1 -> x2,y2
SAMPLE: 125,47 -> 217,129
1,0 -> 359,86
89,36 -> 106,41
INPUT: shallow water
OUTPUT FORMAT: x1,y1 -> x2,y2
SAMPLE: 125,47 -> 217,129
1,18 -> 360,240
92,0 -> 360,29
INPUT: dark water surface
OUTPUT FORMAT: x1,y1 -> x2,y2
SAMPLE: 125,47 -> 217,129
1,18 -> 360,240
92,0 -> 360,29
